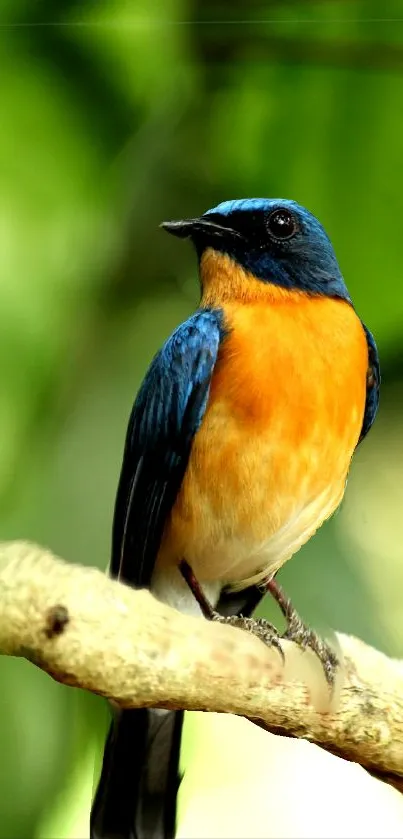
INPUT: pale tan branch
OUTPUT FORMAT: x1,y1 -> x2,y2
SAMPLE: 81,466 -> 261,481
0,541 -> 402,790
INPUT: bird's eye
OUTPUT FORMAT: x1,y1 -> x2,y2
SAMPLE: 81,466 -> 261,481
266,209 -> 297,241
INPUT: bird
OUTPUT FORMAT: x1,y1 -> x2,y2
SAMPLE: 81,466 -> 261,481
90,198 -> 380,839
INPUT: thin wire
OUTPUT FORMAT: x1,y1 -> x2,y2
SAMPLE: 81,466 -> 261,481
1,18 -> 403,28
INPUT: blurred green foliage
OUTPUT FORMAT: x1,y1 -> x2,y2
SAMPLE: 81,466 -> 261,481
0,0 -> 402,835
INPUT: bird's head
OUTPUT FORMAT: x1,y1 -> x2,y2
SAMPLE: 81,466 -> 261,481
161,198 -> 350,302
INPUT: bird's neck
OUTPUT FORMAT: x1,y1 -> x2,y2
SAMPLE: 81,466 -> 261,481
200,247 -> 304,307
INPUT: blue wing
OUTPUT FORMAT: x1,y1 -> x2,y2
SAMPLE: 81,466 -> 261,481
110,308 -> 225,586
91,307 -> 261,839
359,323 -> 380,444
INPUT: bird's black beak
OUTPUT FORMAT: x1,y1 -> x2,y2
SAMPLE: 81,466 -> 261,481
160,219 -> 199,238
160,217 -> 243,241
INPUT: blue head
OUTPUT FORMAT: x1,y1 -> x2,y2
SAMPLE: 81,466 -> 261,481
162,198 -> 350,301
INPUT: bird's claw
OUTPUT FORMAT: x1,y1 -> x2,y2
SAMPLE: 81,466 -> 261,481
179,560 -> 337,686
282,611 -> 338,687
211,612 -> 285,660
266,578 -> 339,688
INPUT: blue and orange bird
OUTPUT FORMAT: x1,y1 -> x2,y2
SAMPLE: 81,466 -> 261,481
90,199 -> 380,839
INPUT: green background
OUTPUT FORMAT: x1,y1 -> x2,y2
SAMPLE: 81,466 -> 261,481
0,1 -> 402,835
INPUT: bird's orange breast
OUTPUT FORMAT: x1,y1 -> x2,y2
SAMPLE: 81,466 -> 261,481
157,254 -> 369,591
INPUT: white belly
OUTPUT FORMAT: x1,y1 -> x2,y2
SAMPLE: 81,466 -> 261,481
220,480 -> 346,590
153,476 -> 346,614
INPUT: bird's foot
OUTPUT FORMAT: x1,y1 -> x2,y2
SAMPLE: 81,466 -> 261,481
282,610 -> 339,686
178,560 -> 337,681
210,613 -> 284,658
266,578 -> 338,687
179,559 -> 284,657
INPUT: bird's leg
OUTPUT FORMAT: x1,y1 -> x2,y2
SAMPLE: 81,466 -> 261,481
266,577 -> 339,686
179,560 -> 283,657
179,559 -> 216,619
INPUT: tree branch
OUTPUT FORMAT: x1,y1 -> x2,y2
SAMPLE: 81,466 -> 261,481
0,541 -> 402,792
